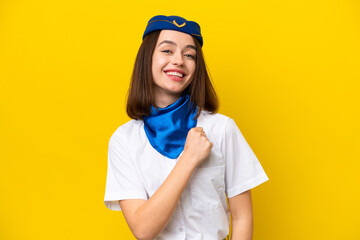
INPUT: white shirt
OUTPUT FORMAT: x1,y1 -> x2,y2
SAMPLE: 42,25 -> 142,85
104,111 -> 269,239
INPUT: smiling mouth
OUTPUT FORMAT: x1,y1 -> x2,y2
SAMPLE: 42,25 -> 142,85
163,71 -> 186,81
164,71 -> 185,78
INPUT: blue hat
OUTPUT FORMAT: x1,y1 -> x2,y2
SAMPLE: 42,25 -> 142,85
142,15 -> 203,47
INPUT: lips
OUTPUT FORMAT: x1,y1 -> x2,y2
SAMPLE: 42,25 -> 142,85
164,69 -> 186,78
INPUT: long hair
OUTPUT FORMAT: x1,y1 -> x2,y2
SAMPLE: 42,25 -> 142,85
126,30 -> 219,120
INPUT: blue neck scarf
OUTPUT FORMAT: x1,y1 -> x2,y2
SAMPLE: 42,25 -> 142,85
143,93 -> 198,159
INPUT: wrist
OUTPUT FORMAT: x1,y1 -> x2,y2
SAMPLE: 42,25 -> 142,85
178,151 -> 198,171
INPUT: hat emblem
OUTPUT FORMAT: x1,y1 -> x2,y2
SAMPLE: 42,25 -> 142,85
173,20 -> 186,28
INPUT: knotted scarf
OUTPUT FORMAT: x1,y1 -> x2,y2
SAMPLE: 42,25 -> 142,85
143,93 -> 198,159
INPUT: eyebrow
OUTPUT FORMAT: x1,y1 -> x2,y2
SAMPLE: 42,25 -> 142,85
157,40 -> 196,51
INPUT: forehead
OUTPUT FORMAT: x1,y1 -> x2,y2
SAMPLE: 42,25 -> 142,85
156,30 -> 195,47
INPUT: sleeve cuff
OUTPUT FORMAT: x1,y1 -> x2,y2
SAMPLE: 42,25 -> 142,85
226,174 -> 269,198
104,191 -> 148,211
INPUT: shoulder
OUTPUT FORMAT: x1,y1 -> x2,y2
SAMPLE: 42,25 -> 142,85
200,110 -> 233,131
199,110 -> 235,148
109,119 -> 143,145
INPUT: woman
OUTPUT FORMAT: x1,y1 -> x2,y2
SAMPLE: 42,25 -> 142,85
104,15 -> 269,240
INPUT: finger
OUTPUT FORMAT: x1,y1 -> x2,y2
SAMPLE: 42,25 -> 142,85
193,127 -> 203,132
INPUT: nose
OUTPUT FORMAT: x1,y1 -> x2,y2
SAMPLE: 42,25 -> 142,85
171,51 -> 184,66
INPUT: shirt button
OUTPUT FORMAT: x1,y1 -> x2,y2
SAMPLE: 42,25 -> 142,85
179,227 -> 183,232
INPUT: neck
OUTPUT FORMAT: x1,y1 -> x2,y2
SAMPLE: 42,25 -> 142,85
154,91 -> 183,108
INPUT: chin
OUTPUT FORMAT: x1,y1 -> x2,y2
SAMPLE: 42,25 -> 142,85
163,85 -> 186,93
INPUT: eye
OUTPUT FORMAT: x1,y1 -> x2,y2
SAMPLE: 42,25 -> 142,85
185,54 -> 196,59
161,49 -> 172,54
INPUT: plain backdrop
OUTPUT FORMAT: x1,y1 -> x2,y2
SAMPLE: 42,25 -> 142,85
0,0 -> 359,239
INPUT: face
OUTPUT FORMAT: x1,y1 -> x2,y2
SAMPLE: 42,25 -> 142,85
151,30 -> 196,104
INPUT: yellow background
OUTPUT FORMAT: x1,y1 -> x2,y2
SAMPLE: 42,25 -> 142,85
1,0 -> 359,239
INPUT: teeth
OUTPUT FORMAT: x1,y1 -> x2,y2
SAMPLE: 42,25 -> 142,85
165,71 -> 184,78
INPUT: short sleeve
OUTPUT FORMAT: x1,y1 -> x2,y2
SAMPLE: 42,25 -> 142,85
222,118 -> 269,198
104,133 -> 148,211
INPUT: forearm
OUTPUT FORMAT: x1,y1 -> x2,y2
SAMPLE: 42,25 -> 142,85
133,152 -> 196,239
231,216 -> 253,240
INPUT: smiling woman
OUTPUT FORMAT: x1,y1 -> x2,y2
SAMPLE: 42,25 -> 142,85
103,15 -> 269,240
151,30 -> 196,107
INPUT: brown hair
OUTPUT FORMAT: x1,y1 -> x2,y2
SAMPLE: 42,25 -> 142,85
126,30 -> 219,120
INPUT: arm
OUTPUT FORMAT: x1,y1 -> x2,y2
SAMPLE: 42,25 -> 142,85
119,127 -> 212,240
228,190 -> 253,240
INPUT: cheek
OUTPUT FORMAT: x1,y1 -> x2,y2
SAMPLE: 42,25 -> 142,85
188,62 -> 196,76
152,54 -> 166,71
151,55 -> 157,72
151,55 -> 166,81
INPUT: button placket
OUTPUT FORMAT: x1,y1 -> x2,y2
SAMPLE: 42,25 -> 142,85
176,198 -> 186,235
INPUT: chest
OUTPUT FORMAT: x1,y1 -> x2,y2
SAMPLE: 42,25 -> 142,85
127,118 -> 226,197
